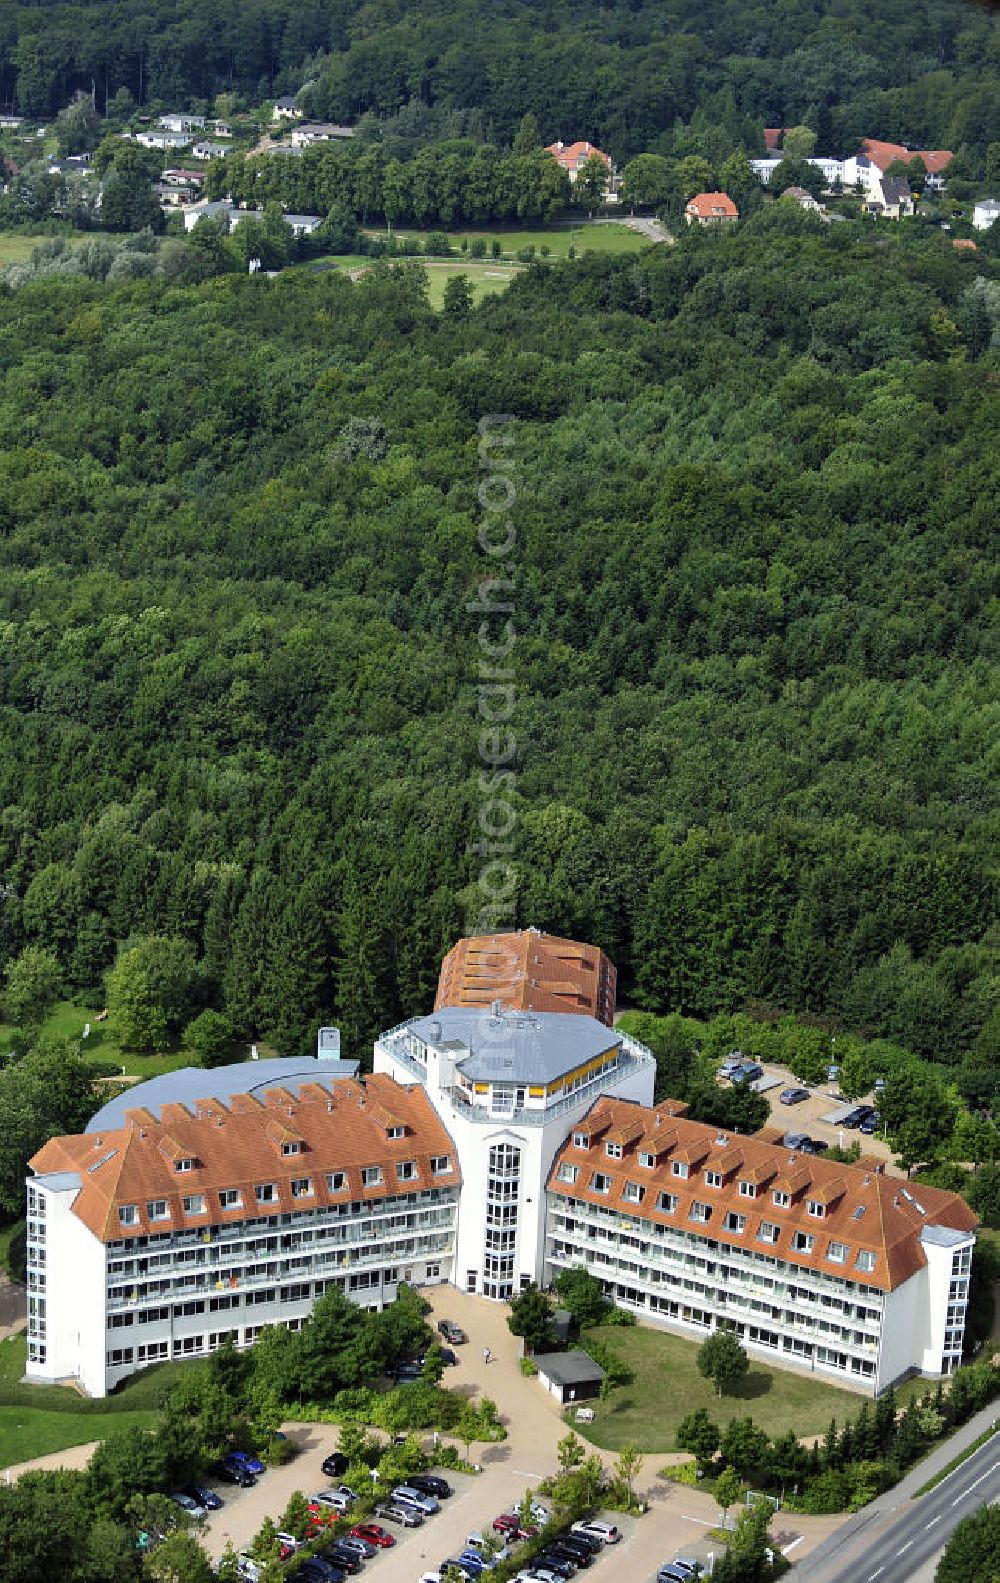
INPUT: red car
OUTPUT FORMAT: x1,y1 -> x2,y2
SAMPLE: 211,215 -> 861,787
306,1503 -> 343,1529
351,1523 -> 396,1549
493,1514 -> 538,1540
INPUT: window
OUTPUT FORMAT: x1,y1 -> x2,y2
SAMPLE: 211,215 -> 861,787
591,1172 -> 611,1194
826,1241 -> 848,1264
327,1172 -> 346,1192
146,1200 -> 169,1222
738,1180 -> 756,1198
807,1199 -> 825,1219
793,1232 -> 815,1253
291,1178 -> 313,1198
725,1212 -> 746,1234
255,1183 -> 276,1204
656,1191 -> 678,1214
856,1250 -> 876,1273
689,1201 -> 711,1223
572,1132 -> 589,1149
175,1157 -> 193,1173
623,1182 -> 645,1204
387,1125 -> 405,1140
106,1347 -> 134,1367
705,1170 -> 722,1188
219,1189 -> 242,1210
557,1163 -> 578,1184
281,1141 -> 301,1157
361,1166 -> 382,1188
639,1151 -> 655,1169
430,1155 -> 452,1174
672,1161 -> 689,1179
605,1141 -> 622,1159
137,1341 -> 168,1363
396,1161 -> 416,1182
182,1193 -> 206,1216
772,1190 -> 790,1208
119,1205 -> 138,1227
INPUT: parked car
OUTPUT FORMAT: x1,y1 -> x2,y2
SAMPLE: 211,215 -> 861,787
224,1449 -> 266,1475
438,1346 -> 458,1366
395,1364 -> 424,1383
547,1541 -> 591,1568
391,1484 -> 440,1514
669,1562 -> 703,1579
212,1459 -> 255,1487
319,1544 -> 363,1574
783,1132 -> 811,1151
493,1514 -> 538,1540
570,1521 -> 620,1545
409,1474 -> 452,1499
536,1552 -> 576,1577
779,1086 -> 809,1106
513,1500 -> 550,1525
730,1062 -> 763,1084
376,1501 -> 424,1528
526,1570 -> 566,1583
437,1320 -> 467,1344
336,1536 -> 376,1560
802,1137 -> 829,1154
183,1482 -> 223,1510
351,1525 -> 395,1550
311,1490 -> 354,1514
456,1549 -> 491,1574
556,1529 -> 600,1554
843,1106 -> 875,1129
720,1051 -> 744,1075
419,1574 -> 442,1583
276,1533 -> 304,1558
860,1112 -> 880,1135
170,1491 -> 207,1519
322,1451 -> 349,1478
467,1533 -> 510,1561
299,1560 -> 344,1583
658,1567 -> 694,1583
236,1556 -> 261,1583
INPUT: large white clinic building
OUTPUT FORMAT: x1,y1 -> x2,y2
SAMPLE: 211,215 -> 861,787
27,930 -> 976,1398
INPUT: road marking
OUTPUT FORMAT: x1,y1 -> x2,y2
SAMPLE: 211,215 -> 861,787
679,1515 -> 717,1527
782,1537 -> 804,1555
512,1471 -> 546,1479
950,1460 -> 1000,1506
895,1541 -> 913,1556
925,1516 -> 942,1530
866,1568 -> 883,1581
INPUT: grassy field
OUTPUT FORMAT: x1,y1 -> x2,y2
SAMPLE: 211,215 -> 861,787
0,1336 -> 194,1468
0,232 -> 87,265
573,1323 -> 924,1452
421,258 -> 524,308
0,998 -> 224,1081
365,221 -> 653,259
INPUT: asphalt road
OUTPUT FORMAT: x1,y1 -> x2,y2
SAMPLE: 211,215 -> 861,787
794,1429 -> 1000,1583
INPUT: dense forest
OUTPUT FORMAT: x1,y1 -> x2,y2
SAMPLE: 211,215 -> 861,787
2,0 -> 999,163
0,208 -> 995,1067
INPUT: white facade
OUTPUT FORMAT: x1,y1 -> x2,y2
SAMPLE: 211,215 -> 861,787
375,1012 -> 654,1300
973,200 -> 1000,231
160,114 -> 206,133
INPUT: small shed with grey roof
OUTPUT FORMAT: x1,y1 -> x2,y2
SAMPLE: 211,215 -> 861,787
533,1349 -> 606,1404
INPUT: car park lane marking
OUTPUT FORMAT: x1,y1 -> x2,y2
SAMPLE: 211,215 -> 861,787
866,1569 -> 883,1581
924,1515 -> 942,1529
895,1541 -> 912,1556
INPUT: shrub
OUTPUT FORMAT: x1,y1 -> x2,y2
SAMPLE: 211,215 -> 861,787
266,1434 -> 298,1466
519,1357 -> 538,1377
424,232 -> 452,256
660,1458 -> 700,1486
470,238 -> 487,257
602,1306 -> 636,1327
798,1469 -> 849,1513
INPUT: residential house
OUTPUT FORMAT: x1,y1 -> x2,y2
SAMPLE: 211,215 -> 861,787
750,158 -> 783,186
160,113 -> 206,134
544,139 -> 613,183
272,96 -> 302,120
284,213 -> 323,236
135,130 -> 191,152
212,120 -> 233,138
780,185 -> 823,213
973,199 -> 1000,231
157,169 -> 205,207
289,122 -> 356,148
859,139 -> 953,192
0,115 -> 25,130
864,174 -> 915,220
685,191 -> 739,225
191,140 -> 232,161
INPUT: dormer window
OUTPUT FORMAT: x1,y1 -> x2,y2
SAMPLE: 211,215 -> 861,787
689,1201 -> 711,1224
856,1249 -> 876,1273
591,1172 -> 611,1194
327,1172 -> 346,1193
725,1211 -> 746,1234
672,1161 -> 689,1179
772,1189 -> 790,1208
147,1199 -> 170,1222
705,1170 -> 722,1188
793,1231 -> 815,1253
605,1141 -> 622,1159
557,1163 -> 578,1184
119,1205 -> 138,1227
738,1180 -> 756,1198
430,1155 -> 452,1174
175,1157 -> 194,1173
361,1166 -> 382,1188
291,1177 -> 313,1198
639,1151 -> 655,1169
623,1181 -> 644,1204
281,1141 -> 301,1157
572,1132 -> 589,1149
396,1161 -> 416,1182
656,1191 -> 678,1214
807,1199 -> 825,1219
387,1125 -> 405,1140
255,1183 -> 276,1204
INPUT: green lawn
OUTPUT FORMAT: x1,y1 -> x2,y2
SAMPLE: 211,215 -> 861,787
0,232 -> 87,266
573,1323 -> 922,1452
0,998 -> 224,1081
366,221 -> 651,259
0,1336 -> 200,1468
421,258 -> 525,309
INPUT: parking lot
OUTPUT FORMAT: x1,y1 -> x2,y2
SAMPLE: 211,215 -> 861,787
750,1065 -> 900,1176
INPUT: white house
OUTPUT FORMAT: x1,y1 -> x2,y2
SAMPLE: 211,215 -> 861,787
284,213 -> 324,236
135,130 -> 191,152
973,199 -> 1000,231
191,140 -> 232,160
272,97 -> 302,121
289,122 -> 356,148
160,113 -> 206,133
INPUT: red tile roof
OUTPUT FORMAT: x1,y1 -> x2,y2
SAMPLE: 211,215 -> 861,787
435,929 -> 616,1024
861,139 -> 953,174
545,140 -> 612,172
548,1097 -> 977,1292
30,1074 -> 459,1244
685,192 -> 739,220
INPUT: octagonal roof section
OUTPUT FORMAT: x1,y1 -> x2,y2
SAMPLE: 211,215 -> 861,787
435,928 -> 616,1026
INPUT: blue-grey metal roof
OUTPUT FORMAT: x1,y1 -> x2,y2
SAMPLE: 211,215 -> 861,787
32,1170 -> 82,1193
920,1223 -> 974,1247
86,1056 -> 360,1133
407,1007 -> 620,1085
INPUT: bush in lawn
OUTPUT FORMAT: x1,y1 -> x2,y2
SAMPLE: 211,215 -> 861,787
490,239 -> 502,257
424,231 -> 452,256
470,237 -> 487,257
519,1357 -> 538,1376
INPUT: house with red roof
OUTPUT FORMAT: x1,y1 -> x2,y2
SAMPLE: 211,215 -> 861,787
684,191 -> 739,225
544,139 -> 613,182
